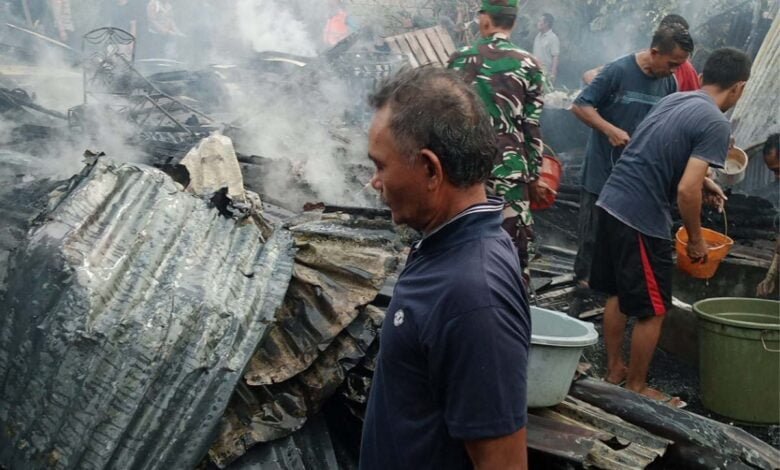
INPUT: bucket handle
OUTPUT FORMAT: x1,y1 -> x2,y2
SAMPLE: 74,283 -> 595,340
760,330 -> 780,353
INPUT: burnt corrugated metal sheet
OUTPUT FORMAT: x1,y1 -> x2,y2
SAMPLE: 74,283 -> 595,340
210,304 -> 385,467
731,15 -> 779,194
225,415 -> 339,470
737,147 -> 776,194
209,213 -> 401,467
731,15 -> 779,151
0,166 -> 59,291
244,217 -> 400,387
0,160 -> 295,470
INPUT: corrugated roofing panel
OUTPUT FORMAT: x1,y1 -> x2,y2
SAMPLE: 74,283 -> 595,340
0,161 -> 295,470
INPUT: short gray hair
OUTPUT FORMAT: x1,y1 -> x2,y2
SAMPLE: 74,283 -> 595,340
369,67 -> 497,188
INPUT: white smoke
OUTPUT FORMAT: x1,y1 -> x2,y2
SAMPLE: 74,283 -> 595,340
235,0 -> 318,56
1,0 -> 376,207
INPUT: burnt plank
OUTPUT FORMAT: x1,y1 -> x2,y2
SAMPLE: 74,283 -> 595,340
570,378 -> 780,470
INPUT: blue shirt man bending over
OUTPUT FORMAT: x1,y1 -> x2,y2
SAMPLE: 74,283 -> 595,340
360,67 -> 531,470
591,48 -> 751,406
570,23 -> 692,285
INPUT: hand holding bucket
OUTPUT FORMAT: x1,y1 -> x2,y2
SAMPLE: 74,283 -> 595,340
530,145 -> 562,211
676,227 -> 734,279
686,236 -> 709,264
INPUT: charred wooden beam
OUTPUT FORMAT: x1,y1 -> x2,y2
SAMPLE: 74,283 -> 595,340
323,204 -> 391,219
569,378 -> 780,470
527,395 -> 670,469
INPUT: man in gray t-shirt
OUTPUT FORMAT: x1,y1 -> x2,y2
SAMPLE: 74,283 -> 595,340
590,48 -> 751,407
597,90 -> 731,238
570,24 -> 692,285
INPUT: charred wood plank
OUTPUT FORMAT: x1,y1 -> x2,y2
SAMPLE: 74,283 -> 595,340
528,396 -> 669,469
569,378 -> 780,469
323,205 -> 391,219
527,413 -> 601,464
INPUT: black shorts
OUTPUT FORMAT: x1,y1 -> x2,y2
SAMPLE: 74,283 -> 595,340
590,207 -> 673,318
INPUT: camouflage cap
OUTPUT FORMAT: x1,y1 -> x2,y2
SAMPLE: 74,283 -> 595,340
480,0 -> 518,16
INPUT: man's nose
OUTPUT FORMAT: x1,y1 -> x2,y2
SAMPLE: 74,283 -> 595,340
370,173 -> 382,191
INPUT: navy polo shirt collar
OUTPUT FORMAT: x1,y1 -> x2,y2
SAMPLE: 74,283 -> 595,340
413,197 -> 504,253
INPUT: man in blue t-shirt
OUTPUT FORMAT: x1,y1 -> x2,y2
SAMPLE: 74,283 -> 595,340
360,67 -> 531,469
570,24 -> 693,286
591,48 -> 752,406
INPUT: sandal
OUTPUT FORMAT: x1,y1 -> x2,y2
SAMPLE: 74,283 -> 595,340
637,387 -> 688,409
657,393 -> 687,409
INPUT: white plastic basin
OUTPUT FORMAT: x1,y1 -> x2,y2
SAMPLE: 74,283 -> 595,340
528,306 -> 599,408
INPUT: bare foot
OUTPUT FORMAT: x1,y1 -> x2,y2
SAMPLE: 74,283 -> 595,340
604,366 -> 628,385
637,386 -> 687,409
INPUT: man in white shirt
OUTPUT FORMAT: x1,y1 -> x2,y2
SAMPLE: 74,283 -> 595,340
532,13 -> 560,84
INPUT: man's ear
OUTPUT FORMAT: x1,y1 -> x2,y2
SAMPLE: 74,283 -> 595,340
418,149 -> 445,190
732,80 -> 747,96
697,73 -> 703,87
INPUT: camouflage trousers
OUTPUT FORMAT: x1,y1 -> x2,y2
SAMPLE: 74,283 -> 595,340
492,186 -> 536,283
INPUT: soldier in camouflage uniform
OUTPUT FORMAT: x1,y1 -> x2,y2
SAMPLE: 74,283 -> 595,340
448,0 -> 550,281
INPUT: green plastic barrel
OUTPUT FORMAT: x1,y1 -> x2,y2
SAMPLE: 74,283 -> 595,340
693,298 -> 780,424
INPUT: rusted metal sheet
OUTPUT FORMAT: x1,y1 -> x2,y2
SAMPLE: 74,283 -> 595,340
0,160 -> 296,470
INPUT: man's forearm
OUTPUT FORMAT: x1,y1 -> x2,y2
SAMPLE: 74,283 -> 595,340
582,66 -> 602,85
678,187 -> 704,242
465,428 -> 528,470
551,56 -> 559,80
571,104 -> 615,136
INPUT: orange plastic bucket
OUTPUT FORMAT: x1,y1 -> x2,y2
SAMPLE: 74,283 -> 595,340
675,227 -> 734,279
530,155 -> 562,210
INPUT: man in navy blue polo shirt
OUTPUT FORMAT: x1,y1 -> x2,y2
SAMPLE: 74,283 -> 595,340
359,67 -> 531,470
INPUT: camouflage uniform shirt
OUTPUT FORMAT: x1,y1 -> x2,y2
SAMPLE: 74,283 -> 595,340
449,32 -> 545,226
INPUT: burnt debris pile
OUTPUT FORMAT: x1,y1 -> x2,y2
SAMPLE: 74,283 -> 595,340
0,147 -> 404,469
0,1 -> 778,468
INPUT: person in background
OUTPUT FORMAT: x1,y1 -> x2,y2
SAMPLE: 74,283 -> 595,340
591,48 -> 750,406
323,0 -> 357,47
533,12 -> 559,85
48,0 -> 73,43
756,133 -> 780,298
438,4 -> 461,45
662,14 -> 700,91
146,0 -> 181,57
583,14 -> 699,92
757,239 -> 780,298
359,67 -> 531,470
104,0 -> 148,57
107,0 -> 146,38
449,0 -> 553,283
570,23 -> 691,289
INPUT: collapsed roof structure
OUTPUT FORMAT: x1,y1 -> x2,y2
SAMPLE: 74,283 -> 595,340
0,7 -> 778,470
